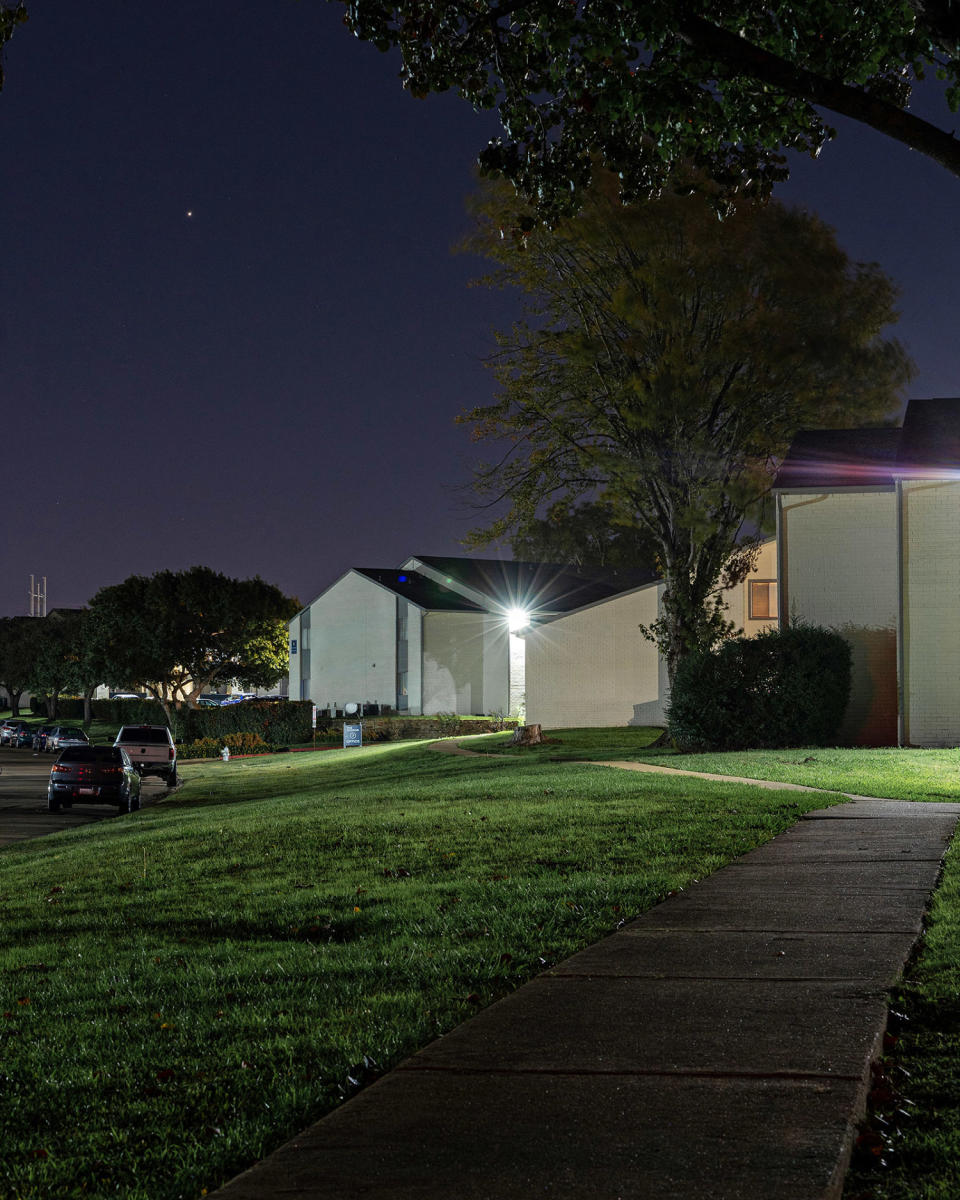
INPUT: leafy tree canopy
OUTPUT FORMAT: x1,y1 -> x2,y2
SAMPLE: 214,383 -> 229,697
341,0 -> 960,216
509,497 -> 658,569
460,176 -> 913,679
26,609 -> 87,718
0,615 -> 37,716
87,567 -> 298,725
0,3 -> 26,90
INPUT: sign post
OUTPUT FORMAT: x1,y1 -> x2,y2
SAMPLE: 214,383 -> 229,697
311,704 -> 317,751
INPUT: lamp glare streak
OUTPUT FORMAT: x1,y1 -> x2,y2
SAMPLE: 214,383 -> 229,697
507,607 -> 531,632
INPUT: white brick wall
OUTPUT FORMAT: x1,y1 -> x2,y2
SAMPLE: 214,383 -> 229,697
781,492 -> 898,744
902,480 -> 960,746
422,612 -> 492,714
308,573 -> 398,711
526,584 -> 665,729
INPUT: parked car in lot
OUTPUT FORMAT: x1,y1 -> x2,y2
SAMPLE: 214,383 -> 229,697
32,725 -> 56,752
114,725 -> 177,786
13,725 -> 37,748
45,726 -> 90,753
48,745 -> 141,813
0,719 -> 30,745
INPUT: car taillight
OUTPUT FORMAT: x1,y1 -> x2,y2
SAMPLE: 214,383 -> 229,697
52,764 -> 70,773
101,766 -> 123,776
169,747 -> 175,759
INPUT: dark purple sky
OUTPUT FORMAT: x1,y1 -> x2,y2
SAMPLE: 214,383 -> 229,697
2,2 -> 958,616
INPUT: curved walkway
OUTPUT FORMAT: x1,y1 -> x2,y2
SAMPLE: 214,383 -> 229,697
212,747 -> 960,1200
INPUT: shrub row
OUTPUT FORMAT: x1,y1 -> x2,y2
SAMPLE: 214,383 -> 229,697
667,624 -> 852,752
326,715 -> 519,742
32,697 -> 315,745
179,731 -> 269,759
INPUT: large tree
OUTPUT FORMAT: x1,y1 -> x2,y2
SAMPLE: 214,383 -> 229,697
86,567 -> 298,727
341,0 -> 960,216
510,497 -> 658,568
27,609 -> 87,719
460,177 -> 913,681
0,616 -> 37,717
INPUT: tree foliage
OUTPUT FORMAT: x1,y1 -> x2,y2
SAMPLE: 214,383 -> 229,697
510,497 -> 658,568
0,616 -> 37,716
460,176 -> 912,680
26,609 -> 89,719
0,3 -> 26,90
341,0 -> 960,217
86,567 -> 298,725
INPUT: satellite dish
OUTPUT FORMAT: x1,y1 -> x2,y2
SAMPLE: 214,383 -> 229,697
344,702 -> 359,715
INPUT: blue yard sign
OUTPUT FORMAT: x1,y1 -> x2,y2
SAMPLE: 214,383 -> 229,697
343,722 -> 363,748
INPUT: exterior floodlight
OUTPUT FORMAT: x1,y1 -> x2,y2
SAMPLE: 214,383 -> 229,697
507,607 -> 531,632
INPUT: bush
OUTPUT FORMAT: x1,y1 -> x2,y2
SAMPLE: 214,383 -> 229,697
667,624 -> 852,752
179,731 -> 269,759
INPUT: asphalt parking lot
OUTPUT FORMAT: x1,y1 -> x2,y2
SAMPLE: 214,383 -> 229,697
0,746 -> 167,847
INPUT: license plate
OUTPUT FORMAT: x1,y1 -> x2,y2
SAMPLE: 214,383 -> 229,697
78,787 -> 96,795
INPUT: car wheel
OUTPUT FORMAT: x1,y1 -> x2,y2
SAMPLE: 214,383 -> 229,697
167,768 -> 178,788
48,792 -> 60,813
130,789 -> 141,811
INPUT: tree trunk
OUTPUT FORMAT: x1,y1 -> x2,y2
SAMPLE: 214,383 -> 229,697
512,723 -> 543,746
45,692 -> 60,719
5,688 -> 23,718
83,686 -> 95,726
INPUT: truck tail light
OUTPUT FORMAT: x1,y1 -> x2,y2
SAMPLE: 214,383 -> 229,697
169,747 -> 175,760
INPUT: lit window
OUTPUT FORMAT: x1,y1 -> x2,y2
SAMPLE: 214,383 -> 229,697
749,581 -> 778,620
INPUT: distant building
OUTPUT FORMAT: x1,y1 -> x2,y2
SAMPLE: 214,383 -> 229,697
288,557 -> 656,717
288,550 -> 776,724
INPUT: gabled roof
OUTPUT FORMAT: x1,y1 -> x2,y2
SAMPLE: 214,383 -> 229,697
405,555 -> 659,615
352,568 -> 486,613
774,398 -> 960,492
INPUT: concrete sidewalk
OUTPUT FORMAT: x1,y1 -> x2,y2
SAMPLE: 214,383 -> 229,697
212,797 -> 960,1200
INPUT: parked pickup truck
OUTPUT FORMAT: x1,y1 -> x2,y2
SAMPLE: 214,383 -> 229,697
114,725 -> 178,786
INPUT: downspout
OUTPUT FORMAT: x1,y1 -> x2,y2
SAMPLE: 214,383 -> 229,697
896,480 -> 905,747
775,495 -> 786,627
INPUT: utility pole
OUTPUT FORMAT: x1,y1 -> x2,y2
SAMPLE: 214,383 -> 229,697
28,574 -> 47,617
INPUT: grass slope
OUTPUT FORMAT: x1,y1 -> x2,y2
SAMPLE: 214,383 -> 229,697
0,737 -> 833,1199
633,746 -> 960,804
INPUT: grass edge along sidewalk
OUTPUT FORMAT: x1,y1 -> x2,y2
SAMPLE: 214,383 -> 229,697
1,733 -> 834,1200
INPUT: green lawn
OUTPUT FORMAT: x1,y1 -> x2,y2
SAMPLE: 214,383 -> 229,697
0,736 -> 834,1200
842,834 -> 960,1200
631,745 -> 960,804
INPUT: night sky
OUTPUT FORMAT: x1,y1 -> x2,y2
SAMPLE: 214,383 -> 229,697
3,2 -> 958,617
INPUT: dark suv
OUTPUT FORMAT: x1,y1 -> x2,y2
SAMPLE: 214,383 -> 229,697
48,745 -> 142,813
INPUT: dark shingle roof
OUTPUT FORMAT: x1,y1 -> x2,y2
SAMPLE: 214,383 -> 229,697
773,428 -> 900,490
897,397 -> 960,473
408,555 -> 659,615
774,398 -> 960,492
353,568 -> 486,612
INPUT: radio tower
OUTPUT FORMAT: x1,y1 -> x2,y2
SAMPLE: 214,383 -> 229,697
28,575 -> 47,617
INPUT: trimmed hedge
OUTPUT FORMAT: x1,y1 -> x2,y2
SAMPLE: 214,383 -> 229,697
31,697 -> 315,746
667,624 -> 852,752
179,732 -> 269,759
325,715 -> 519,743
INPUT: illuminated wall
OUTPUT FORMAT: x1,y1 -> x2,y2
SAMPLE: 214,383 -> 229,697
902,480 -> 960,746
779,490 -> 899,745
